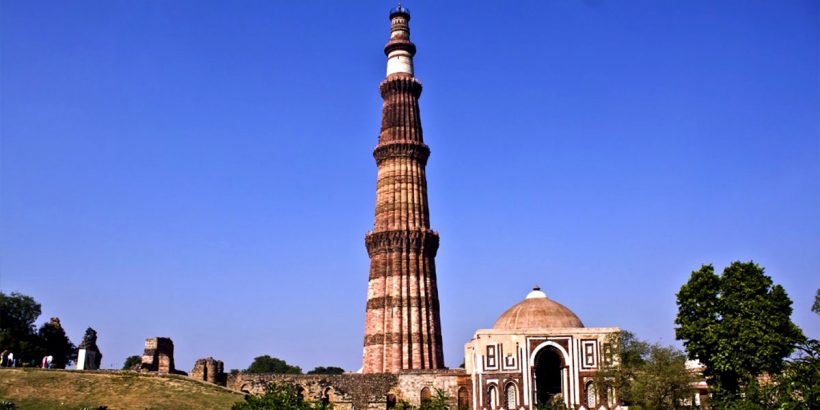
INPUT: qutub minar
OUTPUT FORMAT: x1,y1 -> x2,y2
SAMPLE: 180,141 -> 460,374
362,4 -> 444,374
224,6 -> 628,409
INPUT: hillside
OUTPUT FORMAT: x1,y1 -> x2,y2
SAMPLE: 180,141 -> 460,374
0,368 -> 244,409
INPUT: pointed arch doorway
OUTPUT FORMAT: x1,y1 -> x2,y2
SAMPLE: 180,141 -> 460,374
533,345 -> 564,406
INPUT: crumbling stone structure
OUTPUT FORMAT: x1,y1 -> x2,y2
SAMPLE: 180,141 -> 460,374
76,327 -> 102,370
140,337 -> 184,375
227,370 -> 470,410
190,357 -> 226,386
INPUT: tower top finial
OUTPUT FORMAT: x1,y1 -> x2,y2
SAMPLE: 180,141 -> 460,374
389,4 -> 410,19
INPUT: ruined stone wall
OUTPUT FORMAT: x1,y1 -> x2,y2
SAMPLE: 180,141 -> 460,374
395,369 -> 470,408
228,370 -> 468,409
228,373 -> 398,410
140,337 -> 182,374
190,357 -> 226,386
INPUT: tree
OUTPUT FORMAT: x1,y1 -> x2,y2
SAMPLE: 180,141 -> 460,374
812,289 -> 819,315
594,331 -> 694,409
232,382 -> 327,410
0,292 -> 42,365
36,317 -> 75,368
593,330 -> 649,406
675,261 -> 804,405
123,355 -> 141,370
307,366 -> 344,375
395,388 -> 451,410
630,344 -> 696,409
245,355 -> 302,374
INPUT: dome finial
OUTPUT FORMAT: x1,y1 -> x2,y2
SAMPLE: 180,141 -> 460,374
526,286 -> 547,299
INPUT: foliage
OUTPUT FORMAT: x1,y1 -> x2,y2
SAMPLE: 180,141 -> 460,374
594,331 -> 695,409
675,261 -> 804,404
0,292 -> 43,365
394,388 -> 451,410
630,344 -> 696,409
122,355 -> 141,370
307,366 -> 344,375
419,388 -> 449,410
533,394 -> 567,410
715,339 -> 820,410
232,382 -> 327,410
36,318 -> 75,369
593,330 -> 649,406
812,289 -> 819,315
244,355 -> 302,374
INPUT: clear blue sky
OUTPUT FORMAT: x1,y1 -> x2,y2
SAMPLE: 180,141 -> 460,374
1,0 -> 817,372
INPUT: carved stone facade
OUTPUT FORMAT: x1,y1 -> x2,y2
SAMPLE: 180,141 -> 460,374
141,337 -> 184,375
362,5 -> 444,373
464,289 -> 620,410
190,357 -> 226,386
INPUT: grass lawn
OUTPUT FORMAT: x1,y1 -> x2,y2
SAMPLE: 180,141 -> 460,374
0,368 -> 244,409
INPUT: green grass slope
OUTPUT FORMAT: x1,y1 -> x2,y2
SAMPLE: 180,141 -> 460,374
0,368 -> 244,409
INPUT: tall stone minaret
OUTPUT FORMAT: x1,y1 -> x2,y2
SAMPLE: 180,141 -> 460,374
362,5 -> 444,374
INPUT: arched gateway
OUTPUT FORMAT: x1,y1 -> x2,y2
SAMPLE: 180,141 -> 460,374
534,346 -> 563,405
463,287 -> 620,409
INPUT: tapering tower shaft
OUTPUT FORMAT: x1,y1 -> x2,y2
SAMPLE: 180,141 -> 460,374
362,6 -> 444,374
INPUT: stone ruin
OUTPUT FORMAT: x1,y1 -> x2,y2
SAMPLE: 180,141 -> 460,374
76,327 -> 102,370
140,337 -> 185,375
190,357 -> 226,386
228,370 -> 471,410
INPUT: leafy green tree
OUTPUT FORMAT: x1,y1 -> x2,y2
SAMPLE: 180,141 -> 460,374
232,382 -> 327,410
594,331 -> 694,409
675,261 -> 804,405
36,317 -> 75,368
718,338 -> 819,409
0,292 -> 43,365
593,330 -> 649,406
307,366 -> 344,375
123,355 -> 141,370
812,289 -> 819,315
630,344 -> 696,409
395,388 -> 452,410
244,355 -> 302,374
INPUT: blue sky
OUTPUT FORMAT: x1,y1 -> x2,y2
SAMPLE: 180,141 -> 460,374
1,0 -> 817,372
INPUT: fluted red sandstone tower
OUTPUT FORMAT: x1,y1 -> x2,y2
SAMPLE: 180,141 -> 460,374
362,6 -> 444,373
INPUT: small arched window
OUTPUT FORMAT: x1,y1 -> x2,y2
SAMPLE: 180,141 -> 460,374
321,387 -> 333,407
505,383 -> 517,408
457,387 -> 470,409
585,381 -> 597,407
420,387 -> 432,405
487,385 -> 498,409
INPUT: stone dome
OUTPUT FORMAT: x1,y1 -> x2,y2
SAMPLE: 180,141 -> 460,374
493,287 -> 584,330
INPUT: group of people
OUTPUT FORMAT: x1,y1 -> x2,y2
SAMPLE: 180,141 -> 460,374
0,351 -> 15,367
0,351 -> 57,368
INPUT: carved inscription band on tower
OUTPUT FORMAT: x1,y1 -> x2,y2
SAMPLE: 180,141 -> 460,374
363,6 -> 445,374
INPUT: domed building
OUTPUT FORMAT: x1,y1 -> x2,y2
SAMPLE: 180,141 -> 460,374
464,287 -> 620,409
